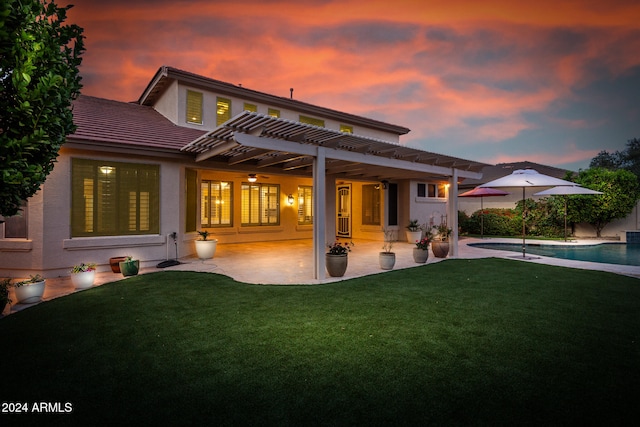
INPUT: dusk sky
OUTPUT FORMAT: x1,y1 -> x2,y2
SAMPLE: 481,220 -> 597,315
67,0 -> 640,171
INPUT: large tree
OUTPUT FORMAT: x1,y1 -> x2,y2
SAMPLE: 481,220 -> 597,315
590,138 -> 640,181
0,0 -> 84,217
566,168 -> 640,237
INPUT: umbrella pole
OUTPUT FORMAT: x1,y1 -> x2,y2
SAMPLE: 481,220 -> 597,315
480,197 -> 484,239
564,196 -> 568,242
522,187 -> 526,258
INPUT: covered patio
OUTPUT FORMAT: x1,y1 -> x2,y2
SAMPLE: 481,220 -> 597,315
183,111 -> 486,279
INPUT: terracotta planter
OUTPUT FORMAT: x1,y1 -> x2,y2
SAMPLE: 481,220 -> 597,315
14,280 -> 46,304
109,257 -> 127,273
195,239 -> 218,260
71,270 -> 95,289
413,248 -> 429,263
432,241 -> 450,258
119,260 -> 140,277
326,254 -> 348,277
379,252 -> 396,270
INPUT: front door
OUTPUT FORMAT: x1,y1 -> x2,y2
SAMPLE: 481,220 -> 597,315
337,184 -> 351,237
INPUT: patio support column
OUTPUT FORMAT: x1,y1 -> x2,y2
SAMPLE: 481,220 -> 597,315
313,147 -> 326,280
448,169 -> 459,257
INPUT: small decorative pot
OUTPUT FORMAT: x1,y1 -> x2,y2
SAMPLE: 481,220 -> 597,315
119,260 -> 140,277
326,254 -> 348,277
379,252 -> 396,270
432,241 -> 450,258
109,257 -> 127,273
14,280 -> 46,304
413,248 -> 429,263
71,270 -> 96,289
195,239 -> 218,260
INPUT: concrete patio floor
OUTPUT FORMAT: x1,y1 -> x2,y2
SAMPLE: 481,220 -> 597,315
3,237 -> 639,317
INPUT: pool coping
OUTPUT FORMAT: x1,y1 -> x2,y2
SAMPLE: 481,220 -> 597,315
461,237 -> 640,279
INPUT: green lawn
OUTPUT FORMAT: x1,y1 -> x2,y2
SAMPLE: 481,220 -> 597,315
1,258 -> 639,426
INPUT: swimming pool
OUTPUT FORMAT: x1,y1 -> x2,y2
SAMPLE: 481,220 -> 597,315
469,242 -> 640,266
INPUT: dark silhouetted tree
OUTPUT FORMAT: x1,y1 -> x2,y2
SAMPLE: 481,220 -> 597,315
0,0 -> 84,217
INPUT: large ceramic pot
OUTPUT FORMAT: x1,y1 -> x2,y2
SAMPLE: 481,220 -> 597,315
14,280 -> 46,304
71,270 -> 95,289
119,260 -> 140,277
406,230 -> 422,244
413,248 -> 429,263
432,241 -> 450,258
195,239 -> 218,260
379,252 -> 396,270
326,254 -> 348,277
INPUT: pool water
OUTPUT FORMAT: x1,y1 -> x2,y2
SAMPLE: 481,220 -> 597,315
470,242 -> 640,266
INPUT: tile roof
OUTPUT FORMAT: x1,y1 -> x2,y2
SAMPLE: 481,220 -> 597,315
67,95 -> 206,151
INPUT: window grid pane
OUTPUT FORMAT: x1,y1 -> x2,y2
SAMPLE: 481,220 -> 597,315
71,159 -> 159,237
362,184 -> 381,225
297,186 -> 313,225
186,90 -> 203,124
241,183 -> 279,226
217,97 -> 231,126
299,115 -> 325,127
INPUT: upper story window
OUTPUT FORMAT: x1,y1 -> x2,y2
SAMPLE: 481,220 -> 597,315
243,103 -> 257,112
217,97 -> 231,126
202,180 -> 233,227
299,115 -> 325,127
340,124 -> 353,134
297,186 -> 313,225
71,159 -> 160,237
186,90 -> 203,124
268,108 -> 280,118
417,183 -> 447,198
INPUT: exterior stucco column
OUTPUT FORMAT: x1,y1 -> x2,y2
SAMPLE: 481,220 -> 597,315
313,147 -> 326,279
448,169 -> 459,257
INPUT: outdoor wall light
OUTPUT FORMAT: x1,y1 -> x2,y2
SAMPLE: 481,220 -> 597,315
381,180 -> 389,189
287,194 -> 295,205
248,173 -> 257,182
100,166 -> 114,174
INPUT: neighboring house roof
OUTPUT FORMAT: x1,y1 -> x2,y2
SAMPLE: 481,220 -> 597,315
138,66 -> 411,136
67,95 -> 207,152
461,161 -> 574,188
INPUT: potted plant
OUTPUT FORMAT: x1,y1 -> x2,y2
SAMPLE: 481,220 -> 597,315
326,240 -> 353,277
432,224 -> 452,258
14,274 -> 46,304
70,262 -> 97,289
119,256 -> 140,277
194,230 -> 218,260
413,229 -> 434,263
379,229 -> 396,270
1,278 -> 11,314
405,219 -> 423,243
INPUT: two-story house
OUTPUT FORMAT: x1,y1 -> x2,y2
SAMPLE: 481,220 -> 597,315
0,66 -> 486,280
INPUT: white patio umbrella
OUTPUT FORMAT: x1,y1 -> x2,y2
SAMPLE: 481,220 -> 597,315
459,187 -> 510,239
479,169 -> 577,258
534,185 -> 603,242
